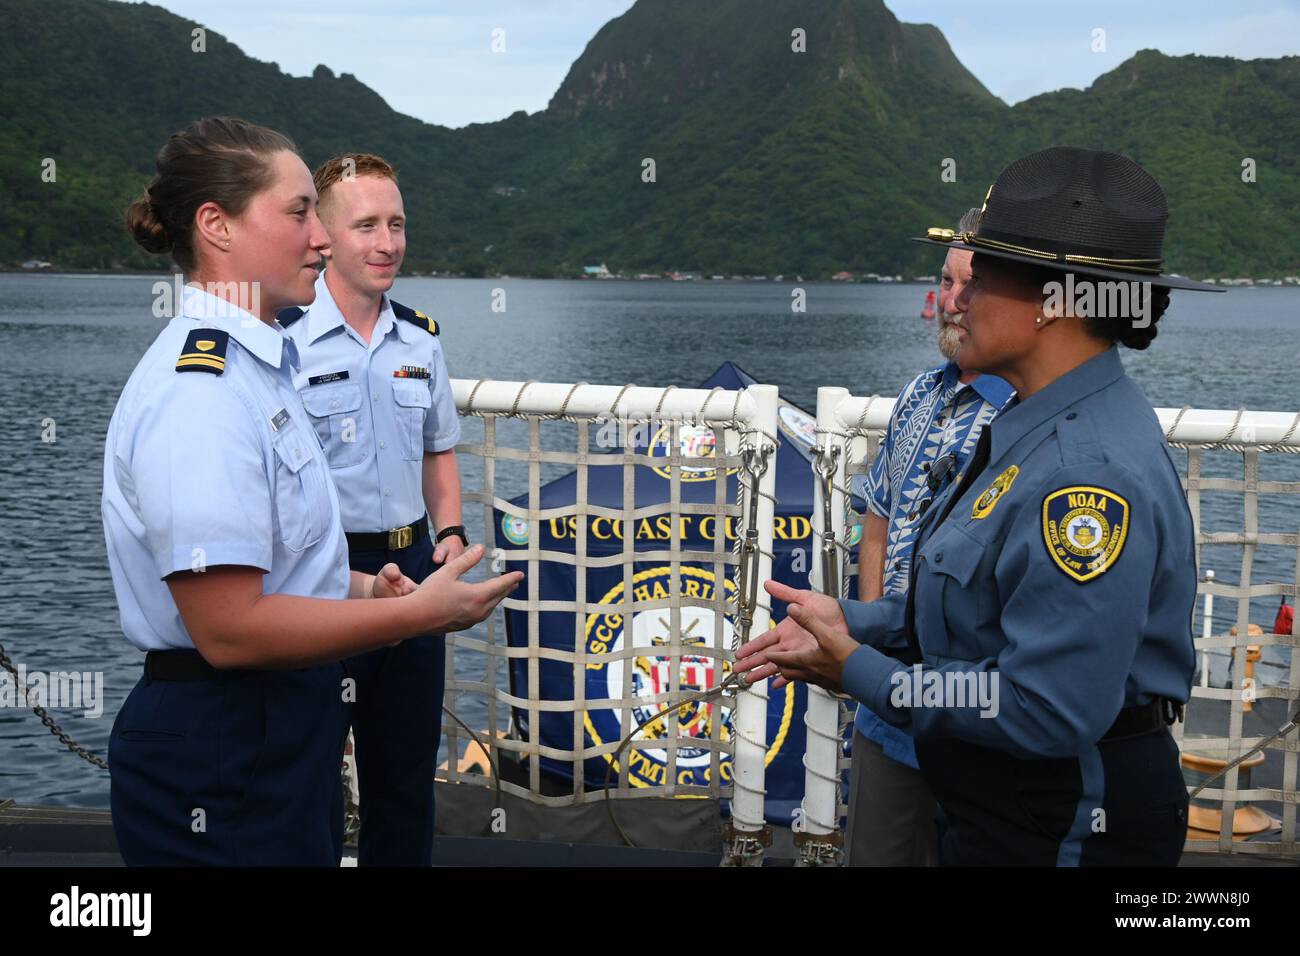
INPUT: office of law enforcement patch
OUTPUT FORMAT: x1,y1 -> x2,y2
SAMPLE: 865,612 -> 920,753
972,465 -> 1019,519
1041,485 -> 1130,583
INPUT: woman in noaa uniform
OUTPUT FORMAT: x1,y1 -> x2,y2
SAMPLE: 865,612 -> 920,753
104,117 -> 521,865
738,147 -> 1223,866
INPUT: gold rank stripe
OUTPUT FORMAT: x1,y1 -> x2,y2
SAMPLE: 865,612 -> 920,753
177,354 -> 225,368
415,310 -> 439,335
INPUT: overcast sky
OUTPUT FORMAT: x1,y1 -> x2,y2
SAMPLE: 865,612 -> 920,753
143,0 -> 1300,128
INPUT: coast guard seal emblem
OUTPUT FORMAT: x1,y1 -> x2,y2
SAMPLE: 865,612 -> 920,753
500,514 -> 529,545
582,566 -> 792,788
776,404 -> 817,451
648,423 -> 741,482
1041,485 -> 1129,583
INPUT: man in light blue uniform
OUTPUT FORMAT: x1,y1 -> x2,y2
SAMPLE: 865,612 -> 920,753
280,281 -> 459,540
848,207 -> 1012,866
104,284 -> 351,865
278,153 -> 462,866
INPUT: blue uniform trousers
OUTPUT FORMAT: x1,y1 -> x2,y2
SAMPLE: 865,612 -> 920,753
345,534 -> 446,867
109,662 -> 349,866
916,727 -> 1188,866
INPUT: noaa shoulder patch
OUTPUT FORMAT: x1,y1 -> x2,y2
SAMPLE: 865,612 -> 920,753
972,464 -> 1019,519
1041,485 -> 1130,583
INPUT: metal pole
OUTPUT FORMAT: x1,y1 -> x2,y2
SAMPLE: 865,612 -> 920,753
725,383 -> 779,865
1200,568 -> 1215,688
795,386 -> 849,866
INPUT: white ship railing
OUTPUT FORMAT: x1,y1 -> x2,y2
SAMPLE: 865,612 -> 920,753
445,378 -> 778,860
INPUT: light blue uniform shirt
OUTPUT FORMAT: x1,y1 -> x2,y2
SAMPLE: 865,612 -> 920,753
854,362 -> 1013,766
102,285 -> 350,652
840,346 -> 1197,760
280,272 -> 460,533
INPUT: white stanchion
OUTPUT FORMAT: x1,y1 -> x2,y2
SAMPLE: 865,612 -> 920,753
729,384 -> 779,859
1200,568 -> 1215,688
798,387 -> 849,854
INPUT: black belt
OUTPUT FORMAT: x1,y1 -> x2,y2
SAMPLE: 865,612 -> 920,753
345,515 -> 428,553
145,649 -> 248,682
1100,698 -> 1183,743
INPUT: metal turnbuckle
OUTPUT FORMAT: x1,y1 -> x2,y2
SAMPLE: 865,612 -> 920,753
794,827 -> 845,867
812,444 -> 842,599
721,821 -> 773,867
734,442 -> 772,646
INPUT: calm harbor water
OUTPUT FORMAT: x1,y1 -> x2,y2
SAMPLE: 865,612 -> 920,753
1,273 -> 1297,807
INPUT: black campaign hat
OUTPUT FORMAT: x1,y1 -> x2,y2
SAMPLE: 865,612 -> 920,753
913,146 -> 1223,292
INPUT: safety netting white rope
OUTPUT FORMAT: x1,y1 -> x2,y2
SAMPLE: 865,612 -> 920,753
438,378 -> 779,855
1166,411 -> 1300,859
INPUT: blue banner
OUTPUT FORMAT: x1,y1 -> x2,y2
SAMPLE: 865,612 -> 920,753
497,363 -> 858,825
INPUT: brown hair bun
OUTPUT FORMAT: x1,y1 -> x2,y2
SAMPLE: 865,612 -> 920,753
125,195 -> 173,255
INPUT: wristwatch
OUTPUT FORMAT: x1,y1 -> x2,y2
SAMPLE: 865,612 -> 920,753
435,525 -> 470,547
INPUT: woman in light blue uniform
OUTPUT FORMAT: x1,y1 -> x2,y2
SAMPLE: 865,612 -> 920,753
104,117 -> 521,865
739,148 -> 1224,865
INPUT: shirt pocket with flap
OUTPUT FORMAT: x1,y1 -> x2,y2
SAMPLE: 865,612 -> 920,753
391,380 -> 431,460
300,383 -> 368,468
270,423 -> 332,553
913,521 -> 990,659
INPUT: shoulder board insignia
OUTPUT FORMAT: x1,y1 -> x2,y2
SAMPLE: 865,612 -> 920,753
972,465 -> 1019,520
176,329 -> 229,375
277,307 -> 306,328
392,300 -> 439,336
1041,485 -> 1130,583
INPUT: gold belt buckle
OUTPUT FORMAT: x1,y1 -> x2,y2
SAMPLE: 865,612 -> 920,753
388,525 -> 413,551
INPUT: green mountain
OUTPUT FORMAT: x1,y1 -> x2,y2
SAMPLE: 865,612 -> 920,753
1,0 -> 1297,277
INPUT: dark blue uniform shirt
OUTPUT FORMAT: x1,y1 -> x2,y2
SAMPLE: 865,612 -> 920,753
839,346 -> 1197,760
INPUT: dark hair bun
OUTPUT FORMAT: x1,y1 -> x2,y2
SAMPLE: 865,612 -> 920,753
125,194 -> 173,255
1112,286 -> 1169,350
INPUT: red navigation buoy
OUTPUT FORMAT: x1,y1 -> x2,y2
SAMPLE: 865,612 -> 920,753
921,289 -> 937,320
